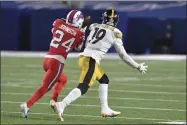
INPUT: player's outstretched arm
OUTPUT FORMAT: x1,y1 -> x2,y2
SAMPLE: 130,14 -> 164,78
114,39 -> 138,68
114,38 -> 148,74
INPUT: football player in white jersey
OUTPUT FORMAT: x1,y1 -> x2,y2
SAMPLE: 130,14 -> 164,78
53,9 -> 148,121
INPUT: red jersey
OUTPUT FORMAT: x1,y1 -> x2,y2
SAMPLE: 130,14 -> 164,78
47,19 -> 85,59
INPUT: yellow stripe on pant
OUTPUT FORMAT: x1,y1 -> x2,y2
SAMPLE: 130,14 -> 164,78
78,56 -> 104,87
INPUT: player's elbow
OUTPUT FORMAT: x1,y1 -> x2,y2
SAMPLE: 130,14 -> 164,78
122,53 -> 130,61
116,48 -> 126,60
120,53 -> 127,61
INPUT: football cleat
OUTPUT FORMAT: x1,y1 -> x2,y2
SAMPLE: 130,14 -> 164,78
52,102 -> 65,121
20,103 -> 29,119
101,108 -> 121,118
50,100 -> 56,113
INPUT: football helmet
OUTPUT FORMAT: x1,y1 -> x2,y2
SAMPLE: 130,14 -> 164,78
101,9 -> 119,27
66,10 -> 84,29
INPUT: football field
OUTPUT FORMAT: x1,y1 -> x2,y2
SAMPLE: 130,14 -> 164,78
1,57 -> 186,124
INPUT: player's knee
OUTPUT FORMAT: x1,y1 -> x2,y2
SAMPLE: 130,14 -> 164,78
77,83 -> 89,95
59,74 -> 67,84
98,74 -> 109,84
62,75 -> 67,84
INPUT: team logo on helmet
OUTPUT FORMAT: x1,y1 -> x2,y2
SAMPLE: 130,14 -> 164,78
75,13 -> 84,21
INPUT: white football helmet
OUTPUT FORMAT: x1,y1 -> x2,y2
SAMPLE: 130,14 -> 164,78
66,10 -> 84,29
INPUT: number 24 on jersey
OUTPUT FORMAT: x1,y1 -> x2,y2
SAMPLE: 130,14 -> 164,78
50,30 -> 75,52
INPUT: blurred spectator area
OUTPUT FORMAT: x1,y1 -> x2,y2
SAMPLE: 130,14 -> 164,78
0,1 -> 85,9
0,1 -> 186,54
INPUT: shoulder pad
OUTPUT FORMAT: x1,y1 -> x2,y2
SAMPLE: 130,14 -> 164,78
89,23 -> 98,30
114,28 -> 123,39
99,24 -> 115,31
53,19 -> 65,27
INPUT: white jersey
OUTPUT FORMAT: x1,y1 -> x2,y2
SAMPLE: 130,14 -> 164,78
79,23 -> 123,64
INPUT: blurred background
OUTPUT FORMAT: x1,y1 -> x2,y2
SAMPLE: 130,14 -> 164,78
0,1 -> 186,54
1,2 -> 186,124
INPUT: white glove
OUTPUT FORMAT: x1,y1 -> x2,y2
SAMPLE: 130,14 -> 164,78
137,62 -> 148,75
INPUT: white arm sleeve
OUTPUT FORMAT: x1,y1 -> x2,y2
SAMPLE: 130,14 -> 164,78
114,38 -> 139,68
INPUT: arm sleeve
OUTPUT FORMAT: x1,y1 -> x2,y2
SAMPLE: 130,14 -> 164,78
114,38 -> 139,69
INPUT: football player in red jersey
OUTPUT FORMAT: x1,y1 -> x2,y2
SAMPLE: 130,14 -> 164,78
20,10 -> 87,119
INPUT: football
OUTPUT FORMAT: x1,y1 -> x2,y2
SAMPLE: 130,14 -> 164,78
82,16 -> 91,28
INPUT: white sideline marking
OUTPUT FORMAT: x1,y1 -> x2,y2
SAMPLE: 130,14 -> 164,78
158,121 -> 186,124
113,77 -> 185,83
1,76 -> 186,88
1,101 -> 186,112
2,92 -> 186,103
1,51 -> 186,61
2,70 -> 186,79
1,84 -> 186,95
10,78 -> 185,88
1,111 -> 183,122
108,82 -> 186,88
68,79 -> 186,88
3,68 -> 186,80
1,74 -> 186,89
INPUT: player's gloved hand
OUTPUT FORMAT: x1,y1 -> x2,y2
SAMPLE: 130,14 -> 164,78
137,62 -> 148,75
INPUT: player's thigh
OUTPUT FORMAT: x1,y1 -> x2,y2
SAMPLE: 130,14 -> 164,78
78,56 -> 90,70
43,58 -> 50,72
79,56 -> 97,87
42,59 -> 64,89
78,56 -> 90,82
95,63 -> 105,81
88,63 -> 105,86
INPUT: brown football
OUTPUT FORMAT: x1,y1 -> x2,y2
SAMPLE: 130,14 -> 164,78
82,16 -> 91,28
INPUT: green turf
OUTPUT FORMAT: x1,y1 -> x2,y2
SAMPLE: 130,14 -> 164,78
1,57 -> 186,124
